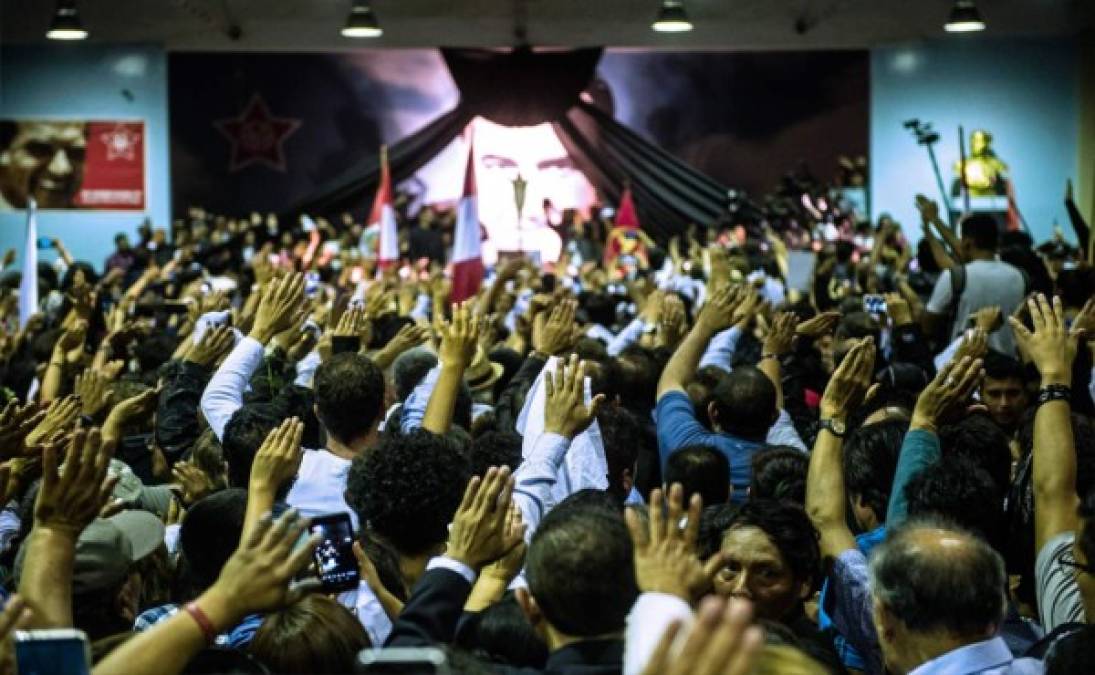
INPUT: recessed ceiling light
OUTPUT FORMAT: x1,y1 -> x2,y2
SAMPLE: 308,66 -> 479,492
46,0 -> 88,40
944,0 -> 986,33
653,1 -> 693,33
342,0 -> 383,38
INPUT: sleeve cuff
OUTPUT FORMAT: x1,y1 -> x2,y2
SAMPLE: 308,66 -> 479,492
426,556 -> 477,585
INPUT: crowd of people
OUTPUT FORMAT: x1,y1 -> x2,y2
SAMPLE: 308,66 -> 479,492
0,185 -> 1092,675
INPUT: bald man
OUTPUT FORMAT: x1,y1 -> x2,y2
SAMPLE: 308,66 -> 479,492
867,518 -> 1043,675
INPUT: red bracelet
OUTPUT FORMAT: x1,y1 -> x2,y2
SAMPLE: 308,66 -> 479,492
184,601 -> 217,644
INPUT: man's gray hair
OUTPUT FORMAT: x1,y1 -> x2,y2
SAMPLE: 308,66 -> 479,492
868,516 -> 1006,637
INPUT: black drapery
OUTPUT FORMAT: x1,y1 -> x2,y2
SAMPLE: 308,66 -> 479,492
288,48 -> 731,242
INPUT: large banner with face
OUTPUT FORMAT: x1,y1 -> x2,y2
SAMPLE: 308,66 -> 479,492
0,119 -> 146,211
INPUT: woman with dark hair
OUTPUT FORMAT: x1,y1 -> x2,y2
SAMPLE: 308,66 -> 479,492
249,595 -> 370,674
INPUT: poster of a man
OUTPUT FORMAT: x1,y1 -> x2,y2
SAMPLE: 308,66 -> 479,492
0,119 -> 145,211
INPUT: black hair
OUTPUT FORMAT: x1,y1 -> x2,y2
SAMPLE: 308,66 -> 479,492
313,352 -> 385,444
1000,246 -> 1054,297
709,367 -> 776,442
1046,624 -> 1095,675
938,412 -> 1013,495
750,446 -> 808,505
1056,268 -> 1095,310
346,429 -> 470,556
960,213 -> 999,251
180,488 -> 248,591
664,445 -> 730,507
843,419 -> 907,523
525,501 -> 637,637
608,346 -> 661,416
133,334 -> 179,374
223,404 -> 282,489
468,430 -> 523,477
392,348 -> 438,402
453,593 -> 549,669
982,350 -> 1027,384
870,516 -> 1007,637
595,404 -> 647,502
834,311 -> 881,344
905,455 -> 1005,552
699,499 -> 822,594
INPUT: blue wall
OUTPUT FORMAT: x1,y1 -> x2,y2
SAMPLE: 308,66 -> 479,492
871,38 -> 1079,245
0,44 -> 169,270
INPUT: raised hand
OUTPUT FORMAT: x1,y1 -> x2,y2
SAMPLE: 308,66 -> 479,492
763,312 -> 798,357
972,305 -> 1003,333
1009,294 -> 1082,387
910,356 -> 984,432
952,327 -> 988,364
203,509 -> 320,619
73,369 -> 111,418
57,320 -> 88,368
249,417 -> 304,495
438,302 -> 480,370
186,325 -> 236,367
480,505 -> 527,584
792,313 -> 840,339
543,354 -> 604,439
883,293 -> 913,327
34,428 -> 117,537
0,401 -> 45,460
532,298 -> 578,356
446,466 -> 522,570
249,272 -> 306,344
626,484 -> 721,602
656,294 -> 688,349
172,460 -> 219,506
102,387 -> 159,445
695,285 -> 742,336
915,194 -> 941,224
25,395 -> 80,448
819,338 -> 878,420
640,596 -> 764,675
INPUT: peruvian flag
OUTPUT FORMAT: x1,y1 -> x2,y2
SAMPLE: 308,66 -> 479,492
450,143 -> 484,303
371,145 -> 399,270
603,184 -> 647,267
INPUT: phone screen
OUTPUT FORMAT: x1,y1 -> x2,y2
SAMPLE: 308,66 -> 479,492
309,513 -> 359,593
863,294 -> 887,316
15,630 -> 91,675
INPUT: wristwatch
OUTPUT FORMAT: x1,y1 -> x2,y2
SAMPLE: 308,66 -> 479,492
819,417 -> 847,438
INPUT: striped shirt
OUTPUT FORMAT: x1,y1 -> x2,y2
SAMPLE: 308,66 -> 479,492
1035,532 -> 1085,632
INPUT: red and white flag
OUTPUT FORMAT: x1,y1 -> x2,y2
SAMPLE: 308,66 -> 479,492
450,142 -> 484,303
370,146 -> 399,270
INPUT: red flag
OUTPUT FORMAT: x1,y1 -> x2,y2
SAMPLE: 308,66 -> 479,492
451,142 -> 484,303
604,185 -> 646,268
1005,179 -> 1021,232
371,146 -> 399,269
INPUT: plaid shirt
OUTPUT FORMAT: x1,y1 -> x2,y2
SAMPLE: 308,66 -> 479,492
134,603 -> 262,647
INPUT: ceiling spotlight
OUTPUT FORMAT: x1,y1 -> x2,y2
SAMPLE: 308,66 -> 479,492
342,0 -> 382,38
944,0 -> 986,33
652,1 -> 693,33
46,0 -> 88,40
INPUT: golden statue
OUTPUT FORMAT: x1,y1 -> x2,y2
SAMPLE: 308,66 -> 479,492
954,129 -> 1008,197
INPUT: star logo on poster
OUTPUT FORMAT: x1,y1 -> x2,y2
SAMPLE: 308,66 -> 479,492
100,124 -> 141,162
214,94 -> 301,172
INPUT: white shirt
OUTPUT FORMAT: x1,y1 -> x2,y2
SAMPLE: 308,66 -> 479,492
285,449 -> 358,532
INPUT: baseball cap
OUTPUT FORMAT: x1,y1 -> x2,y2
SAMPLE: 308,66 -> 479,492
14,510 -> 165,595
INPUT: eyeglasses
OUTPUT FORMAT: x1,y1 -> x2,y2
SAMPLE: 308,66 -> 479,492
1058,549 -> 1095,577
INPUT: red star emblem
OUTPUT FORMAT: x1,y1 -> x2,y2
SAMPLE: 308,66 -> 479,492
100,124 -> 141,161
214,94 -> 301,172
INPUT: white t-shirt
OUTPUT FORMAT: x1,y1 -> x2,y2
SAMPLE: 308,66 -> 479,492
285,449 -> 358,532
1035,531 -> 1085,632
926,259 -> 1025,355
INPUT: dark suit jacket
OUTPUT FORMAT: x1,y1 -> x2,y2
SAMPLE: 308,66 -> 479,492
385,567 -> 623,674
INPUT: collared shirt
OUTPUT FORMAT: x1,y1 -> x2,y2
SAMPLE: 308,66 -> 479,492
825,548 -> 883,675
623,592 -> 694,675
909,636 -> 1043,675
655,391 -> 766,502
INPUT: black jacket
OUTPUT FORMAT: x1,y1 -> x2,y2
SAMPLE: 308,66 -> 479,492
386,568 -> 623,674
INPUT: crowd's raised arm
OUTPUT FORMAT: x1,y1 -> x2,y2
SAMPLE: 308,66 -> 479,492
0,195 -> 1091,675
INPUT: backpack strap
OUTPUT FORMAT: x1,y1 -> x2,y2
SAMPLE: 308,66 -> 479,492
947,264 -> 967,328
